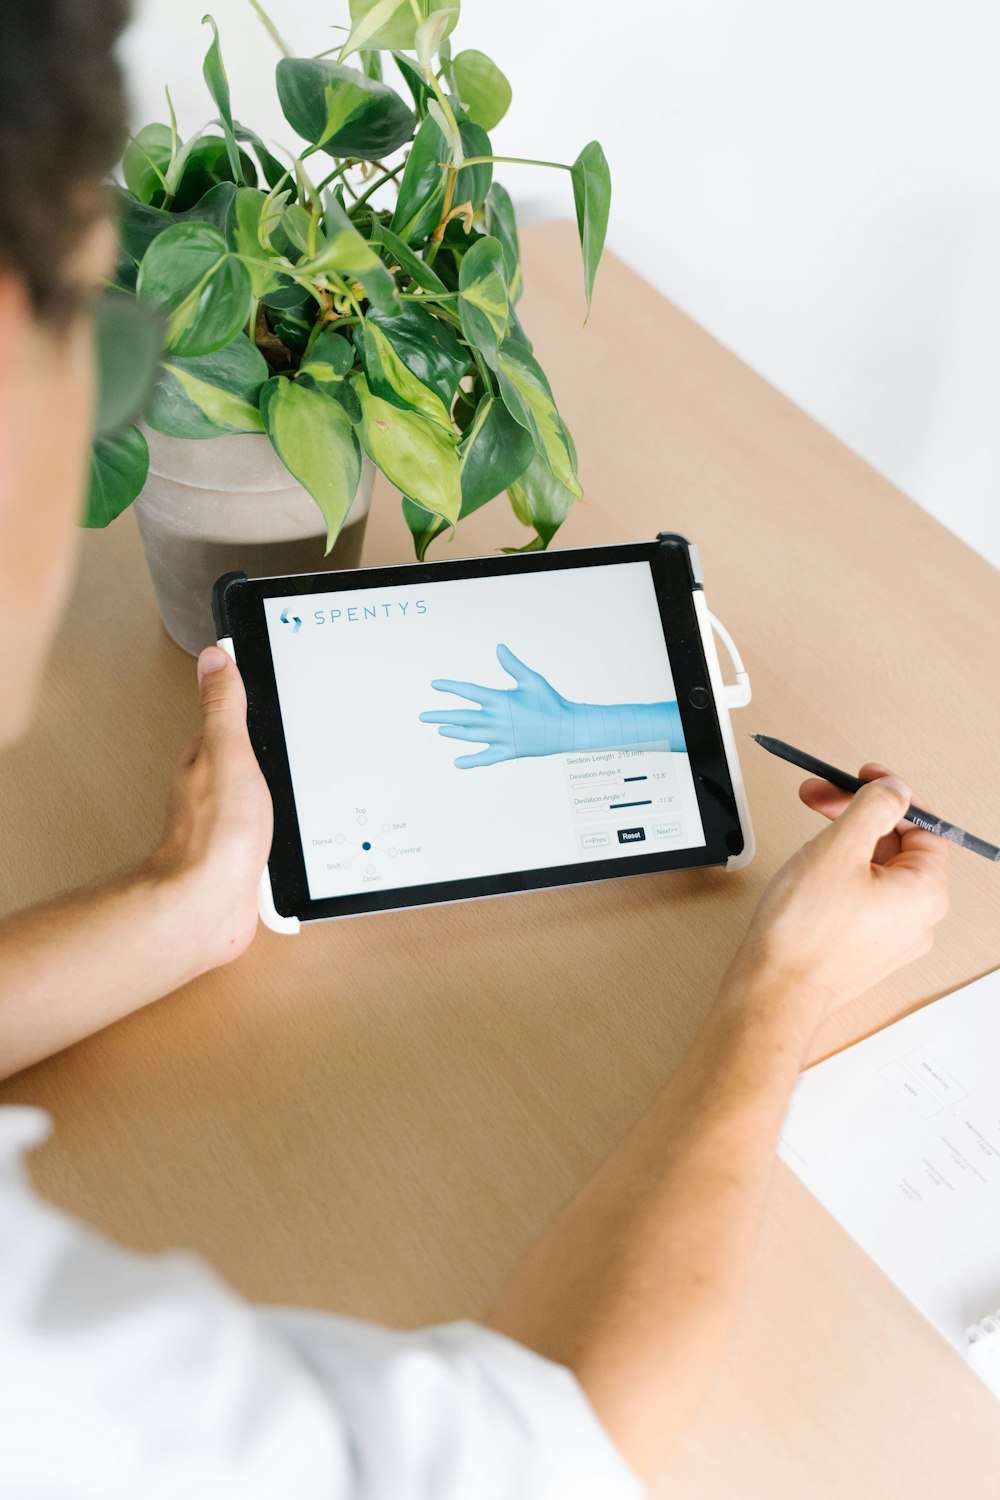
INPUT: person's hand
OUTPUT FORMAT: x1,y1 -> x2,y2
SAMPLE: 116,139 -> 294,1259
726,763 -> 950,1021
144,647 -> 272,970
419,644 -> 573,767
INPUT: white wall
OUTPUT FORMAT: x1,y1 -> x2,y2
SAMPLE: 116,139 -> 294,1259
120,1 -> 1000,568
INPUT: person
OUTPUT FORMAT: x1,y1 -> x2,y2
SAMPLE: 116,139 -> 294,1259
0,3 -> 951,1495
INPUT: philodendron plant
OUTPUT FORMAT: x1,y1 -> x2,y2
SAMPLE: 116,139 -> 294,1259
90,1 -> 611,559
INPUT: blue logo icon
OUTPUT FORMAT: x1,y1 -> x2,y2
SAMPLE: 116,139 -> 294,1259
279,606 -> 302,634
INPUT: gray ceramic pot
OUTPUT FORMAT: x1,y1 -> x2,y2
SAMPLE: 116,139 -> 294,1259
134,426 -> 375,655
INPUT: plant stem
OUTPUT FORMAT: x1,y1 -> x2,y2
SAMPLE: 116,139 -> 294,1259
246,0 -> 291,56
461,154 -> 572,172
315,160 -> 351,193
351,160 -> 405,210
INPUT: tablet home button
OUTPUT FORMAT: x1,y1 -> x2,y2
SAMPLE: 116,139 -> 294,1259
688,685 -> 711,709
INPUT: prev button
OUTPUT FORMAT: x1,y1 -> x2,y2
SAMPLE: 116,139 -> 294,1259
617,826 -> 646,844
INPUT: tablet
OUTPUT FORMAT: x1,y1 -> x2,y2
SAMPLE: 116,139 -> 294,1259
213,533 -> 754,933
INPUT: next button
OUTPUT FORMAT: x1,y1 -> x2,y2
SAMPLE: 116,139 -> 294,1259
617,826 -> 646,844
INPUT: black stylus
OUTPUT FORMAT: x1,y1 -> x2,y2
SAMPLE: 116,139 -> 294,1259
750,734 -> 1000,863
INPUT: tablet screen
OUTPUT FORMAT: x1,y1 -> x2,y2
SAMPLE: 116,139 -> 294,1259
263,560 -> 707,902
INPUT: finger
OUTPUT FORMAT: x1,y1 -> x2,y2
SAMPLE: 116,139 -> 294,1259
453,746 -> 509,769
436,725 -> 495,745
798,777 -> 853,820
429,678 -> 494,706
826,774 -> 913,855
495,643 -> 540,685
197,646 -> 249,749
419,709 -> 486,727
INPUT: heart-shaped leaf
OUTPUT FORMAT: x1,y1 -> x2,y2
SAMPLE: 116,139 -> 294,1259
390,116 -> 491,245
458,392 -> 534,512
366,302 -> 468,408
357,320 -> 451,429
147,332 -> 267,439
261,375 -> 362,551
123,124 -> 172,206
341,0 -> 459,58
458,235 -> 509,368
484,183 -> 521,302
495,337 -> 581,496
355,373 -> 461,524
84,427 -> 149,528
451,49 -> 511,131
570,140 -> 611,314
276,57 -> 415,161
92,292 -> 165,439
137,220 -> 253,356
507,448 -> 577,547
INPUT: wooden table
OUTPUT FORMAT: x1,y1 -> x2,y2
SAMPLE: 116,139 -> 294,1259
2,221 -> 999,1495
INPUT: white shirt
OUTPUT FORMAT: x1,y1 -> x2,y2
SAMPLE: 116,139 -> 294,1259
0,1107 -> 642,1499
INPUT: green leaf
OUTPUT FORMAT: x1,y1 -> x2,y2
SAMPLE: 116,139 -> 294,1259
260,376 -> 362,551
276,58 -> 415,161
137,221 -> 253,357
296,326 -> 356,390
570,140 -> 611,314
355,372 -> 461,525
92,292 -> 165,439
230,187 -> 282,297
389,114 -> 450,245
507,448 -> 577,548
391,50 -> 433,117
390,116 -> 491,246
201,15 -> 244,185
366,303 -> 467,408
458,392 -> 534,513
415,7 -> 458,70
494,338 -> 581,497
458,235 -> 509,368
233,124 -> 293,194
169,135 -> 257,212
451,50 -> 511,131
401,496 -> 448,562
123,124 -> 172,205
357,320 -> 451,429
176,180 -> 239,235
116,190 -> 172,269
84,427 -> 149,528
341,0 -> 459,57
297,194 -> 398,314
484,183 -> 521,301
147,333 -> 267,439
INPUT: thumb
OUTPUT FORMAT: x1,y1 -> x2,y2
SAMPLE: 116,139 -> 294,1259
827,774 -> 912,852
197,646 -> 248,744
496,643 -> 541,686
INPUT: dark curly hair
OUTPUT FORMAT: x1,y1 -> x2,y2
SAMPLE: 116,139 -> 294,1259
0,0 -> 129,317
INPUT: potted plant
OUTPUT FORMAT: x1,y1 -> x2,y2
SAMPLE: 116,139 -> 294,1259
91,0 -> 611,654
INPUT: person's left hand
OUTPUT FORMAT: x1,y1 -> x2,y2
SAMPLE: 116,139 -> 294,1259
145,647 -> 272,970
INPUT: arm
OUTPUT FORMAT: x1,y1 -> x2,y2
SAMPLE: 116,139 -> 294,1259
485,766 -> 951,1480
420,644 -> 685,769
0,647 -> 271,1079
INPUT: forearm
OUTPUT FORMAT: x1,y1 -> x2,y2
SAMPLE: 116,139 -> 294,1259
0,864 -> 214,1078
563,699 -> 684,755
485,959 -> 822,1478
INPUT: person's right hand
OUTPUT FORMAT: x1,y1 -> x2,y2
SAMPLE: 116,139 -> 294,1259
727,763 -> 950,1019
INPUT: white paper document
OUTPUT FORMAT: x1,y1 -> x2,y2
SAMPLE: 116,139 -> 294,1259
778,969 -> 1000,1397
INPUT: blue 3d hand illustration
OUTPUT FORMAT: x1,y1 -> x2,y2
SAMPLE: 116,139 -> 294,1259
419,644 -> 686,769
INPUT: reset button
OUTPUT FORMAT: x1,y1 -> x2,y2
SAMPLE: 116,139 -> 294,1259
617,826 -> 646,844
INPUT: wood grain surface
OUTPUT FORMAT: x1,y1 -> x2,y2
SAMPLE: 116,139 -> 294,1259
2,221 -> 999,1495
